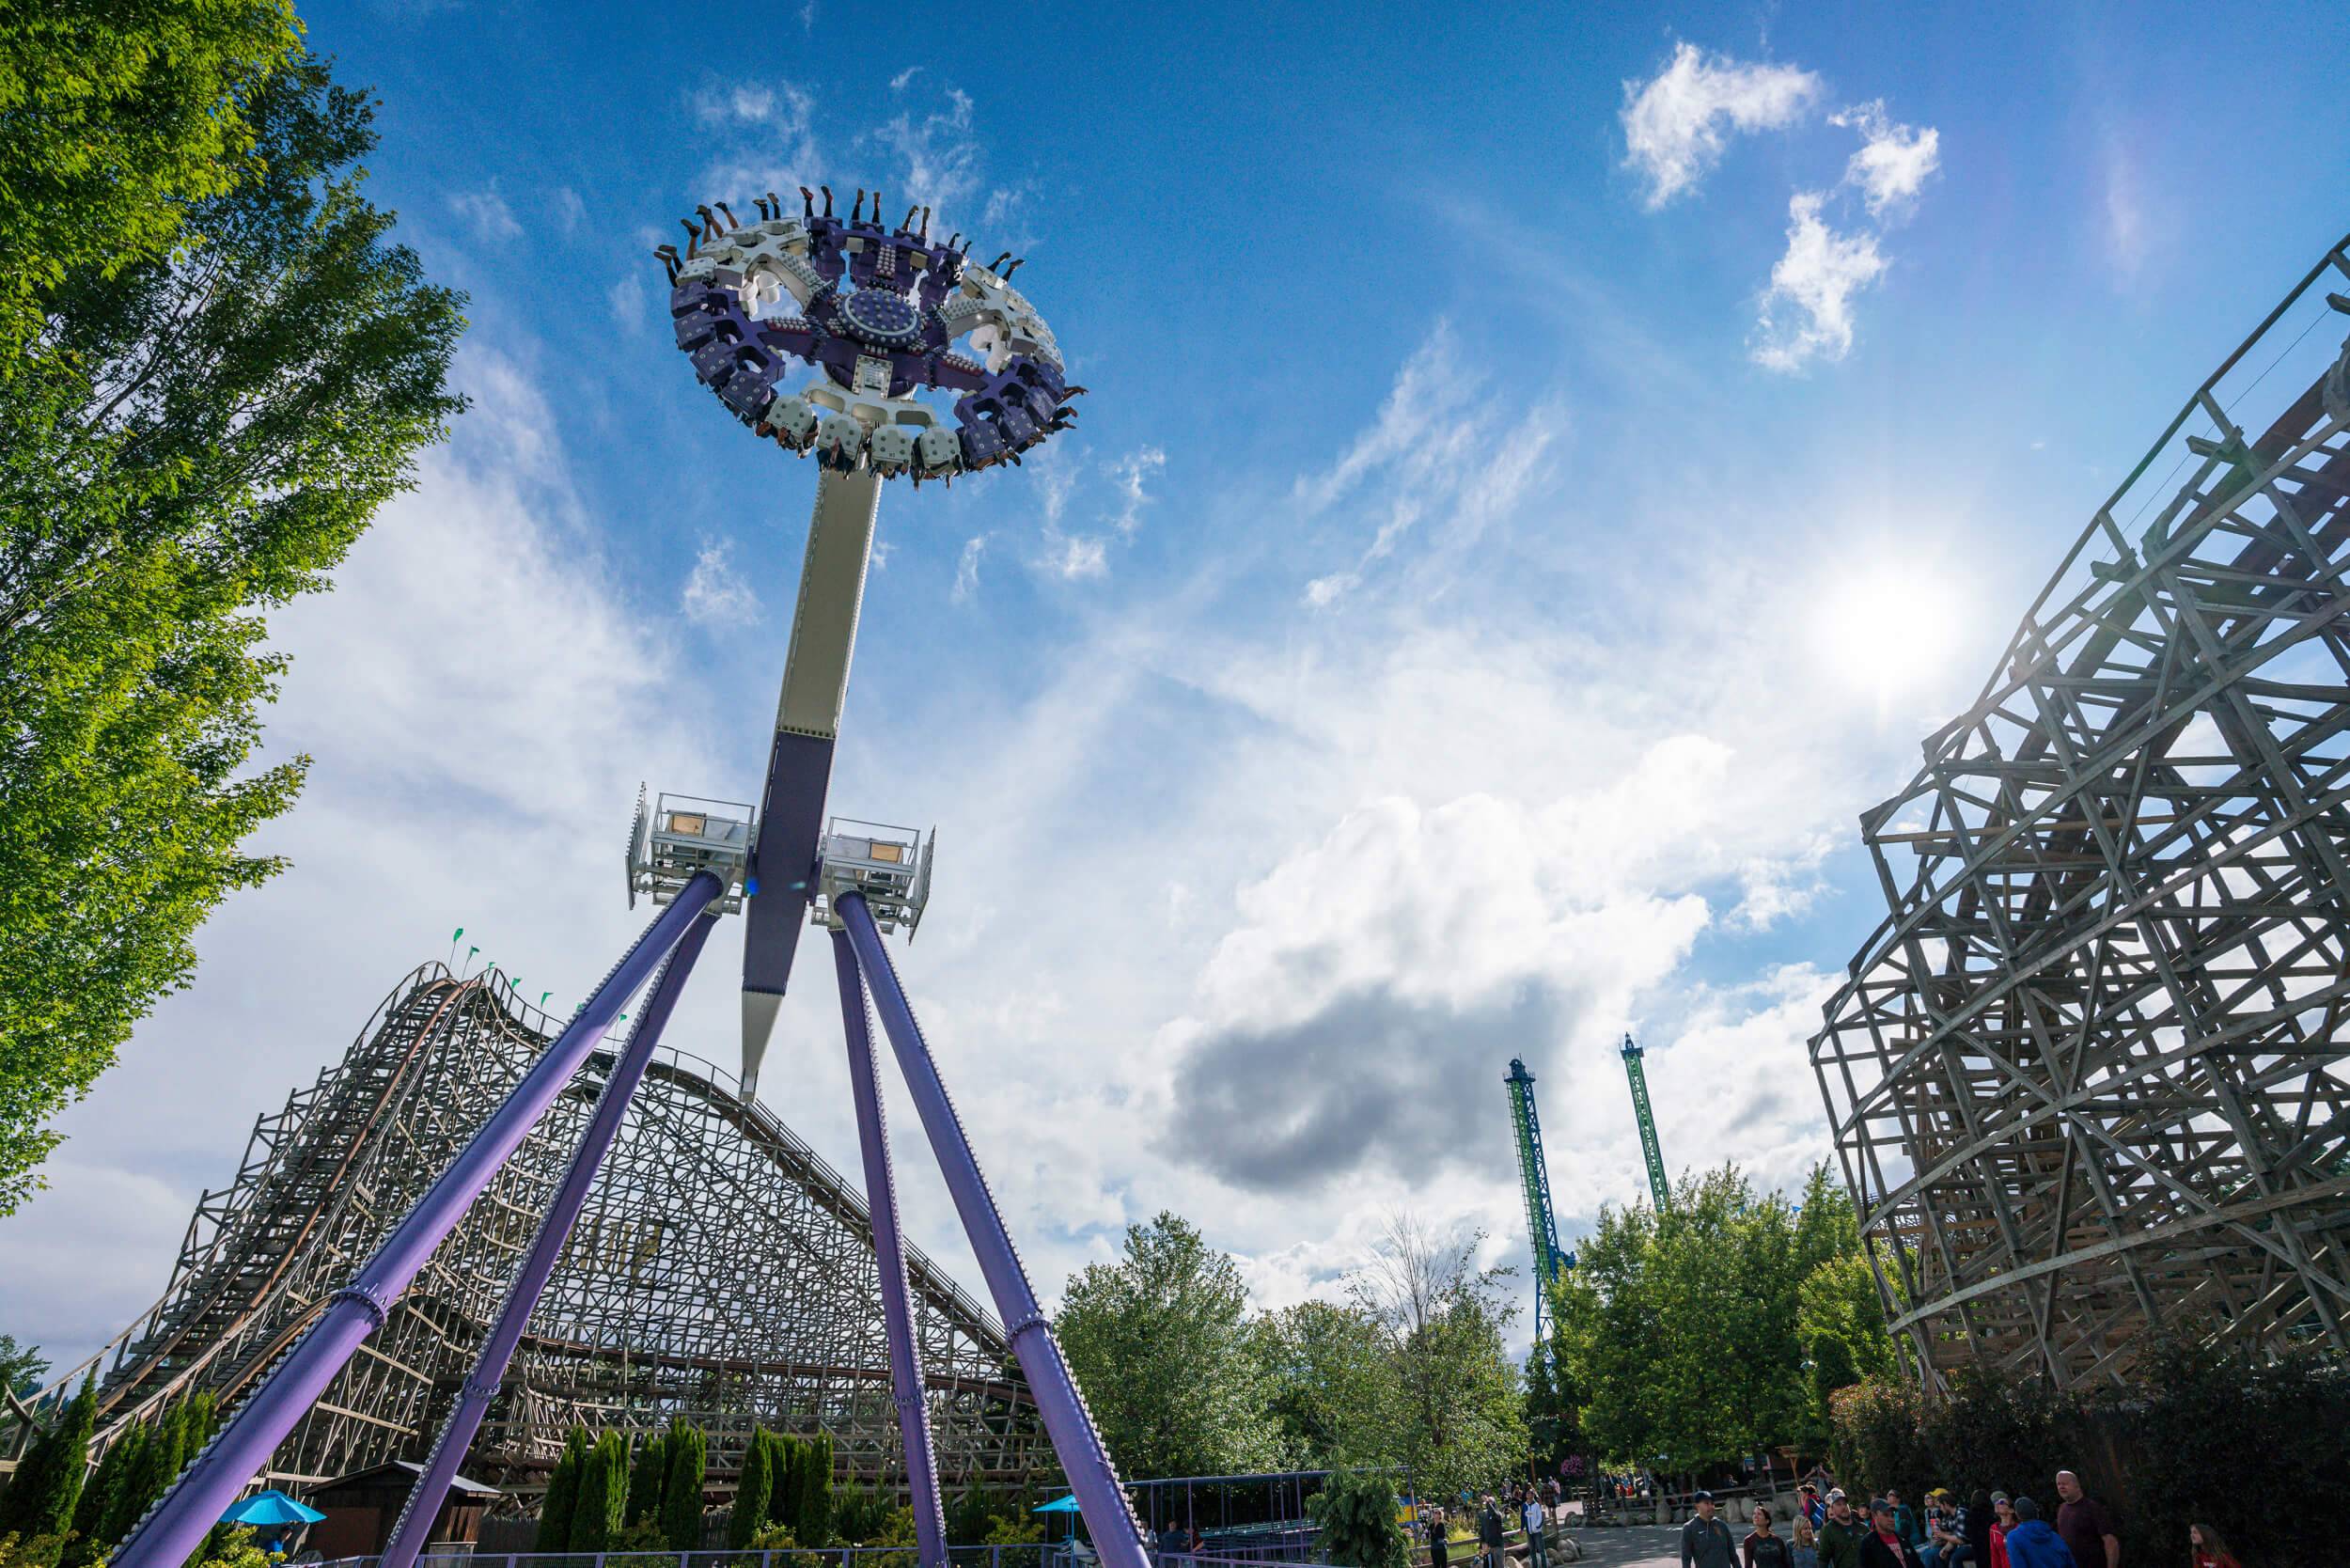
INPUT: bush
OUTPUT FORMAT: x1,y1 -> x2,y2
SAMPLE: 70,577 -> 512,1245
1308,1471 -> 1407,1568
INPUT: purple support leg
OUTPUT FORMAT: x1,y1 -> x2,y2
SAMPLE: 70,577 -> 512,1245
835,894 -> 1149,1568
831,931 -> 949,1568
379,909 -> 721,1568
112,872 -> 726,1568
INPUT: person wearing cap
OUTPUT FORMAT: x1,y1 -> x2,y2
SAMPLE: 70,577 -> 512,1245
1684,1492 -> 1736,1568
1998,1499 -> 2073,1568
1886,1490 -> 1924,1561
1819,1490 -> 1864,1568
1861,1499 -> 1924,1568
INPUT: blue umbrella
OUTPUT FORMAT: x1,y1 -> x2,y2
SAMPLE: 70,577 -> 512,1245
1033,1497 -> 1082,1513
219,1491 -> 325,1527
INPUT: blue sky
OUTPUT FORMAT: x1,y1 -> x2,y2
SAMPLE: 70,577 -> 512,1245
8,0 -> 2350,1368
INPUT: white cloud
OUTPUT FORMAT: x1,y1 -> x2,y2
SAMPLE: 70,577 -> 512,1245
554,186 -> 587,234
867,86 -> 981,223
1621,42 -> 1823,208
446,183 -> 523,243
682,537 -> 760,625
1041,532 -> 1107,581
691,80 -> 822,207
607,273 -> 648,332
1750,191 -> 1888,372
1295,324 -> 1560,604
1107,446 -> 1166,538
1831,100 -> 1941,216
951,534 -> 988,603
889,66 -> 925,93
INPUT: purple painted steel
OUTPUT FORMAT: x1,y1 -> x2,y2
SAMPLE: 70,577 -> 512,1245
378,909 -> 722,1568
834,894 -> 1148,1568
830,931 -> 948,1568
111,872 -> 726,1568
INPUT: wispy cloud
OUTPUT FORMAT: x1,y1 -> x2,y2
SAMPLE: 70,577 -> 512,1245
1040,532 -> 1107,581
691,79 -> 822,205
447,182 -> 523,243
1621,42 -> 1823,208
951,534 -> 989,603
553,186 -> 586,235
1297,324 -> 1560,604
1106,446 -> 1166,538
1750,191 -> 1888,372
682,538 -> 759,625
1831,100 -> 1941,216
607,273 -> 648,333
866,86 -> 982,222
889,65 -> 925,93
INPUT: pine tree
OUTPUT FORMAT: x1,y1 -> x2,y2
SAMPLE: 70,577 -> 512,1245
538,1427 -> 591,1552
0,1377 -> 95,1562
798,1433 -> 833,1547
89,1425 -> 150,1554
728,1430 -> 775,1548
572,1434 -> 629,1554
64,1429 -> 134,1567
659,1423 -> 706,1552
766,1436 -> 799,1538
625,1433 -> 669,1529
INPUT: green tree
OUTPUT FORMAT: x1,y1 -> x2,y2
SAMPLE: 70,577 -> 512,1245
728,1429 -> 774,1548
1255,1300 -> 1396,1466
1056,1212 -> 1280,1479
0,1338 -> 45,1398
659,1421 -> 706,1551
0,1 -> 306,359
0,47 -> 464,1214
64,1428 -> 135,1568
1307,1470 -> 1408,1568
0,1378 -> 93,1563
794,1432 -> 832,1547
1350,1212 -> 1525,1501
538,1427 -> 591,1552
571,1432 -> 630,1555
1797,1252 -> 1898,1446
626,1431 -> 670,1529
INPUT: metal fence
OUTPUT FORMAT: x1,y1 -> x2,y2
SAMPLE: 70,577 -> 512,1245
310,1548 -> 1322,1568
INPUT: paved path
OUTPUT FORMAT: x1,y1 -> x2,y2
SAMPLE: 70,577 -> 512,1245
1555,1528 -> 1684,1568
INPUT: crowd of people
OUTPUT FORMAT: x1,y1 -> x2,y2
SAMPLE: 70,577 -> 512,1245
1413,1464 -> 2240,1568
1675,1467 -> 2235,1568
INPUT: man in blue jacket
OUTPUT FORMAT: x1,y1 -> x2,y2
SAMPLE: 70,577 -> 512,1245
2001,1497 -> 2077,1568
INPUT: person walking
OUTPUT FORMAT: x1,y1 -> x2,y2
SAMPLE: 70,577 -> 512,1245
1819,1491 -> 1865,1568
1791,1518 -> 1820,1568
1886,1491 -> 1924,1563
1522,1492 -> 1549,1568
1987,1498 -> 2013,1568
2052,1473 -> 2118,1568
1478,1495 -> 1507,1568
1999,1499 -> 2074,1568
2186,1524 -> 2239,1568
1428,1507 -> 1449,1568
1745,1504 -> 1793,1568
1684,1492 -> 1737,1568
1861,1499 -> 1923,1568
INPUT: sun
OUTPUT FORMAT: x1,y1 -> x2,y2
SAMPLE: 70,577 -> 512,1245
1810,561 -> 1965,708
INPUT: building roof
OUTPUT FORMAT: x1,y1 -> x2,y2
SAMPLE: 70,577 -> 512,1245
315,1461 -> 500,1498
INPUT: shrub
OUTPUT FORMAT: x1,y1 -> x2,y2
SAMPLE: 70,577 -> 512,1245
1308,1471 -> 1407,1568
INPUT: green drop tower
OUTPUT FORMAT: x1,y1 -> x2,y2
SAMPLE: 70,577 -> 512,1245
1621,1032 -> 1671,1211
1504,1058 -> 1569,1347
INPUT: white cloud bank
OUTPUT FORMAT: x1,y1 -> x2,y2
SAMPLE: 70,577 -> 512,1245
1751,191 -> 1890,372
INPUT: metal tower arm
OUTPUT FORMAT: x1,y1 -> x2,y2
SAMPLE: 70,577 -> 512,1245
1504,1058 -> 1566,1346
741,467 -> 882,1090
1621,1033 -> 1671,1211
